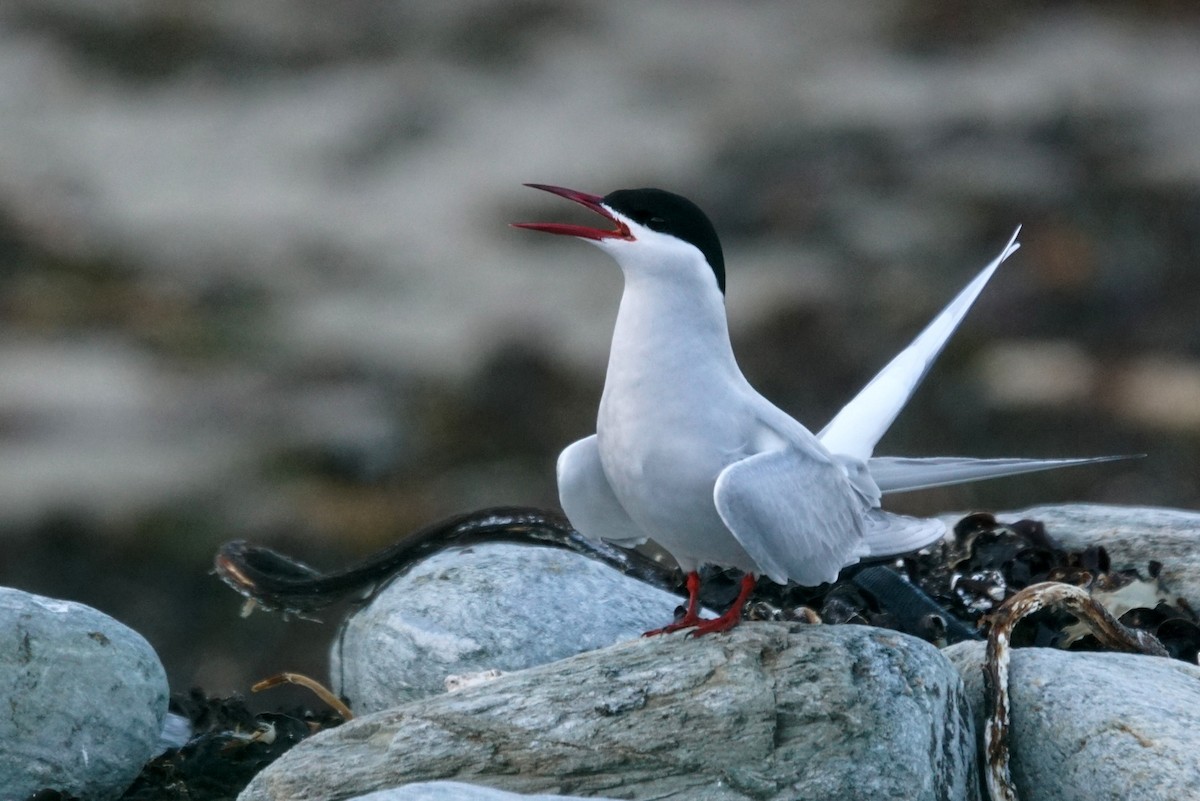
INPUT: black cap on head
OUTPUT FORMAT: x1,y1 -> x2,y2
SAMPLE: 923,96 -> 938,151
602,188 -> 725,294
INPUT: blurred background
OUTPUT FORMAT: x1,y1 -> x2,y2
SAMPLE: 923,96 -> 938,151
1,0 -> 1198,702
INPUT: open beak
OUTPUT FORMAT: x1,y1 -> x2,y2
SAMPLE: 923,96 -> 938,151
512,184 -> 633,241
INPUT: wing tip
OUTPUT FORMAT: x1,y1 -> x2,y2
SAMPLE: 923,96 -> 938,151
997,225 -> 1022,263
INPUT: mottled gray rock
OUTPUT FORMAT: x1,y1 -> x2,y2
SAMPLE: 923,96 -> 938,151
945,641 -> 1200,801
350,781 -> 618,800
245,623 -> 977,801
999,504 -> 1200,604
331,543 -> 688,711
0,587 -> 169,801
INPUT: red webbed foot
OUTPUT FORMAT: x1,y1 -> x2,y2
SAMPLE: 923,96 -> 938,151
643,572 -> 757,638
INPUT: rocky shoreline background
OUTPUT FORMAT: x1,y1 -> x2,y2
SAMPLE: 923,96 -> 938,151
2,0 -> 1199,718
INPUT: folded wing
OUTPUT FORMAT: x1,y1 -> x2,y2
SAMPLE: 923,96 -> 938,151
557,435 -> 648,546
713,449 -> 868,586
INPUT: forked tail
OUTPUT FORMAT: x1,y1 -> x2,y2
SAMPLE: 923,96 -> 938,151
866,455 -> 1136,495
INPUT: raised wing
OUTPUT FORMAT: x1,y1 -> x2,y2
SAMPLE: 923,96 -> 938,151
713,449 -> 867,586
867,455 -> 1134,495
818,229 -> 1021,460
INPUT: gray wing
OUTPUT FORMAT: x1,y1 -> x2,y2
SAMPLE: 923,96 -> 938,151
713,449 -> 868,586
557,435 -> 647,546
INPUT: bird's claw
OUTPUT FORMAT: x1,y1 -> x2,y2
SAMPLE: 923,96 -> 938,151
642,614 -> 704,637
684,614 -> 742,637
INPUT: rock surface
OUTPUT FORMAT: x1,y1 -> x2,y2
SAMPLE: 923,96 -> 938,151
945,641 -> 1200,801
993,502 -> 1200,553
350,782 -> 618,800
0,586 -> 170,801
331,543 -> 687,711
992,503 -> 1200,603
245,622 -> 976,801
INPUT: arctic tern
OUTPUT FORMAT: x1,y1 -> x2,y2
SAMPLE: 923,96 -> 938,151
515,184 -> 1118,636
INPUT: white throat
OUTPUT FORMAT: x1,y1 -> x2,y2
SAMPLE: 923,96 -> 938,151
603,247 -> 740,397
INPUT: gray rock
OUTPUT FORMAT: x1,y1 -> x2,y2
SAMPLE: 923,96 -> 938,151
945,641 -> 1200,801
331,543 -> 688,711
0,587 -> 169,801
997,504 -> 1200,604
245,623 -> 977,801
350,781 -> 618,800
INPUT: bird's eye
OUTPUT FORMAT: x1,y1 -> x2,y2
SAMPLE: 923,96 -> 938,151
628,209 -> 669,232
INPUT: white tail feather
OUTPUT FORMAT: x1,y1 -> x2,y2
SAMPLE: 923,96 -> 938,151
861,509 -> 946,557
867,455 -> 1136,495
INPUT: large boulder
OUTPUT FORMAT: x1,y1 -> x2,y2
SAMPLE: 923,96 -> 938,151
0,587 -> 169,801
332,543 -> 687,711
245,622 -> 977,801
946,641 -> 1200,801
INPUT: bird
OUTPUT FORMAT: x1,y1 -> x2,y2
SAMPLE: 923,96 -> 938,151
513,184 -> 1121,636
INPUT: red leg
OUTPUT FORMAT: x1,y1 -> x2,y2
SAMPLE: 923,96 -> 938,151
642,571 -> 704,636
642,572 -> 757,637
687,573 -> 756,637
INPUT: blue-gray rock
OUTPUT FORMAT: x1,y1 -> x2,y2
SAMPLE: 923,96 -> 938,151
350,781 -> 619,800
331,543 -> 688,711
945,641 -> 1200,801
997,504 -> 1200,604
244,623 -> 977,801
0,587 -> 169,801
